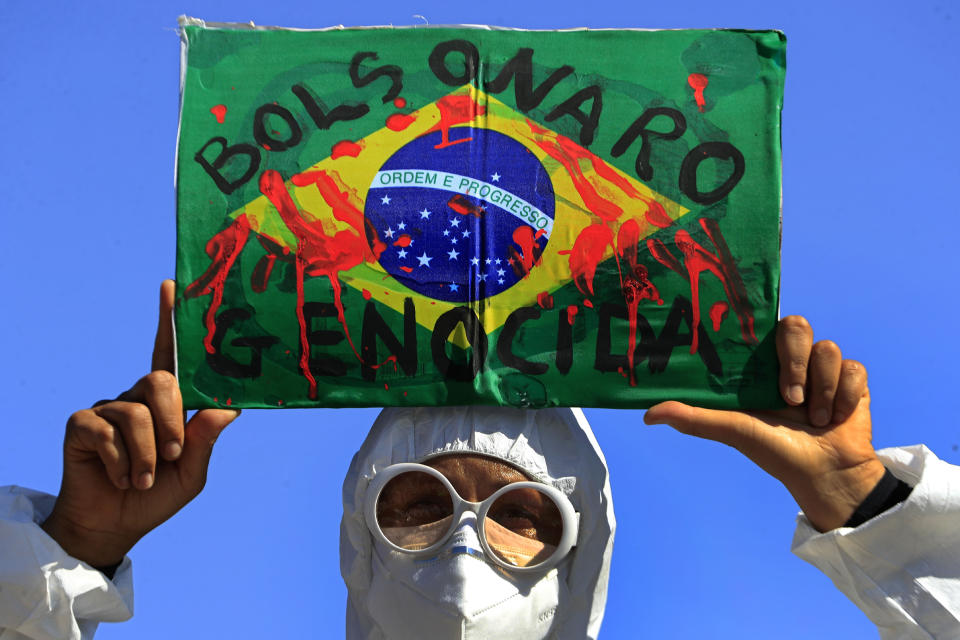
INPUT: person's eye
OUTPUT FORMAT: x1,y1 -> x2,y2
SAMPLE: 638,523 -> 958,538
492,505 -> 540,535
403,500 -> 451,524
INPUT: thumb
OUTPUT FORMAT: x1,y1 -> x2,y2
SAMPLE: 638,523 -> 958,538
178,408 -> 241,492
644,401 -> 756,450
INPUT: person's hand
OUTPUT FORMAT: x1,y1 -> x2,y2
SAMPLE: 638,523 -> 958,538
644,316 -> 886,532
41,280 -> 241,567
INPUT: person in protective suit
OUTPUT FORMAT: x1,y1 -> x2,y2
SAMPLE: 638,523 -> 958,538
1,280 -> 959,639
340,406 -> 614,639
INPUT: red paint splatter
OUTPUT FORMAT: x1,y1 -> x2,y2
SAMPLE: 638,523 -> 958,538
528,123 -> 623,222
631,265 -> 664,307
537,291 -> 554,309
561,223 -> 613,296
649,218 -> 757,354
527,121 -> 665,227
617,219 -> 642,273
184,215 -> 251,353
399,265 -> 413,273
403,391 -> 408,397
617,220 -> 663,309
427,94 -> 486,149
447,194 -> 485,217
688,73 -> 709,112
614,219 -> 664,386
386,112 -> 416,131
393,234 -> 413,247
331,139 -> 364,159
523,119 -> 678,388
583,299 -> 594,308
362,288 -> 372,300
393,97 -> 407,108
566,305 -> 579,326
384,383 -> 389,390
251,233 -> 292,293
645,201 -> 673,228
262,144 -> 272,151
510,226 -> 540,278
646,237 -> 684,274
225,398 -> 232,406
259,169 -> 390,398
210,104 -> 227,123
710,301 -> 729,332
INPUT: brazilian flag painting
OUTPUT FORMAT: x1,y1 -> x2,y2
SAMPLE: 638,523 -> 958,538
175,18 -> 786,410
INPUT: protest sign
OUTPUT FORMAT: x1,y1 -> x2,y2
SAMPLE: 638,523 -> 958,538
175,19 -> 785,409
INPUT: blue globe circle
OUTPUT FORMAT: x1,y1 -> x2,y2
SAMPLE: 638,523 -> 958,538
364,127 -> 555,303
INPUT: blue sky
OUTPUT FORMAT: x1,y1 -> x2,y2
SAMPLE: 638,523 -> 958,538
1,0 -> 958,637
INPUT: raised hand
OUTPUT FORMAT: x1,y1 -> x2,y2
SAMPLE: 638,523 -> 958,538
644,315 -> 886,532
41,280 -> 241,567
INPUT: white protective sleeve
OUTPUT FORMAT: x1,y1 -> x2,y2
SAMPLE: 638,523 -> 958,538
0,486 -> 133,640
792,445 -> 960,639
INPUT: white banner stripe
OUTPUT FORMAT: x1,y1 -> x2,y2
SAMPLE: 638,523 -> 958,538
371,169 -> 554,237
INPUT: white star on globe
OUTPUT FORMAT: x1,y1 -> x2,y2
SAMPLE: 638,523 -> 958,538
485,258 -> 492,265
495,258 -> 502,265
397,248 -> 408,259
397,221 -> 406,230
491,172 -> 501,182
417,252 -> 432,267
443,229 -> 450,237
462,229 -> 471,238
381,194 -> 391,205
450,237 -> 458,244
448,248 -> 460,260
498,278 -> 505,284
449,283 -> 459,292
384,227 -> 394,239
419,208 -> 431,219
470,257 -> 480,266
450,218 -> 461,228
478,273 -> 488,281
497,268 -> 506,276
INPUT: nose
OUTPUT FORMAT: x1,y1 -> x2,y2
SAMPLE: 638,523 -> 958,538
447,512 -> 485,559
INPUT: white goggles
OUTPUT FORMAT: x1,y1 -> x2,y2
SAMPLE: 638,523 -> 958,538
364,462 -> 579,573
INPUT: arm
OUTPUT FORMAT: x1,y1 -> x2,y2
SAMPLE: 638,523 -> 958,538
0,486 -> 133,640
644,316 -> 960,637
0,281 -> 240,639
792,445 -> 960,640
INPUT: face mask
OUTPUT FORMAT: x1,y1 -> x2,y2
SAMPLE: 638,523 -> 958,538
367,514 -> 569,640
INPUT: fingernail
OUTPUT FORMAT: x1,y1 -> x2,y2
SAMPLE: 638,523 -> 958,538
138,472 -> 154,490
164,441 -> 182,460
118,475 -> 131,490
812,409 -> 830,427
788,385 -> 804,404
